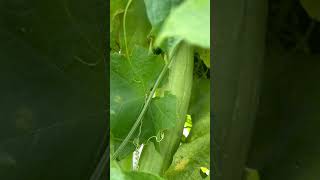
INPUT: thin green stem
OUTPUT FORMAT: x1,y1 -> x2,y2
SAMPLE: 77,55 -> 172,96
123,0 -> 133,58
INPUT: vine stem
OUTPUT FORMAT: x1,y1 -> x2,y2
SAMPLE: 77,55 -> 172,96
123,0 -> 133,58
111,45 -> 179,160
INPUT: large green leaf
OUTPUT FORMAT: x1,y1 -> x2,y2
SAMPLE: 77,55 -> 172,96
143,0 -> 182,36
165,78 -> 210,180
155,0 -> 210,48
143,0 -> 172,27
110,46 -> 177,158
147,94 -> 177,132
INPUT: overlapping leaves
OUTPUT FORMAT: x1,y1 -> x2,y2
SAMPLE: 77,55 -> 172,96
110,0 -> 211,179
110,46 -> 177,158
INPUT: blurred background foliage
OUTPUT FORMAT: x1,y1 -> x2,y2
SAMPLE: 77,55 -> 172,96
214,0 -> 320,180
247,0 -> 320,180
0,0 -> 107,179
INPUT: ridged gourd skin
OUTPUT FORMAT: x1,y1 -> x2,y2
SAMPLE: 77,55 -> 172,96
158,42 -> 194,175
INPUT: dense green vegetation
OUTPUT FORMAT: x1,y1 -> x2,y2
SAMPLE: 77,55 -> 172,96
110,0 -> 210,179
